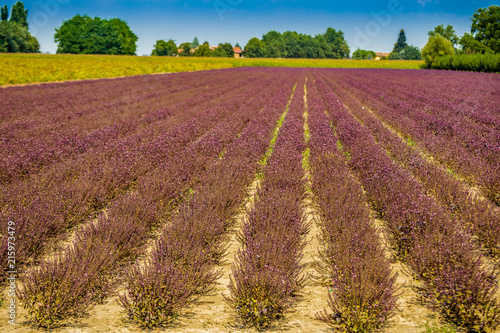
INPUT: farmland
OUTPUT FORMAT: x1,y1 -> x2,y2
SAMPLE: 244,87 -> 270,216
0,53 -> 424,86
1,67 -> 500,332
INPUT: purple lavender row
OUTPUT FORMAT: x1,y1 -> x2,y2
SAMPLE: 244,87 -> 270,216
306,79 -> 398,331
18,71 -> 295,328
227,77 -> 307,329
323,69 -> 500,205
319,71 -> 500,258
119,73 -> 299,328
0,70 -> 256,184
0,71 -> 277,279
340,71 -> 500,169
315,75 -> 500,331
333,70 -> 500,168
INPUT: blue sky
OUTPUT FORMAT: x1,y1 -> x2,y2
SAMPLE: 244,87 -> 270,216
8,0 -> 499,55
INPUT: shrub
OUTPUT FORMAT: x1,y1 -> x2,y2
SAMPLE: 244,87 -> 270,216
431,53 -> 500,72
421,34 -> 455,67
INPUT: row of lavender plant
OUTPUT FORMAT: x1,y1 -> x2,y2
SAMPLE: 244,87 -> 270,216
226,78 -> 307,329
314,75 -> 500,331
0,69 -> 254,184
318,71 -> 500,258
323,69 -> 500,205
306,79 -> 398,331
0,71 -> 276,280
18,71 -> 298,328
119,74 -> 299,328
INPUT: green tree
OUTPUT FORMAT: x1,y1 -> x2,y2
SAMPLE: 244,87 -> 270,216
459,32 -> 494,54
54,15 -> 138,55
392,29 -> 407,54
421,33 -> 455,67
212,42 -> 233,57
262,30 -> 285,58
388,51 -> 402,60
428,24 -> 459,46
244,37 -> 265,58
400,45 -> 422,60
151,39 -> 177,56
192,37 -> 199,48
194,41 -> 212,57
108,18 -> 138,55
352,49 -> 376,60
324,27 -> 349,58
471,5 -> 500,53
1,5 -> 8,21
179,42 -> 191,56
0,20 -> 39,52
10,1 -> 27,28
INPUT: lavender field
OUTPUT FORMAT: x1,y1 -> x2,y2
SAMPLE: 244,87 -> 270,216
1,68 -> 500,332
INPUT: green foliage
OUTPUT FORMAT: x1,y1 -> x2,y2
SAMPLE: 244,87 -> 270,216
421,34 -> 455,67
245,28 -> 349,59
1,5 -> 7,21
428,24 -> 459,46
151,39 -> 177,56
471,5 -> 500,53
191,36 -> 199,48
392,29 -> 408,54
179,42 -> 191,56
193,41 -> 212,57
9,1 -> 27,28
54,15 -> 138,55
400,45 -> 422,60
388,51 -> 402,60
0,21 -> 39,53
244,37 -> 265,58
389,45 -> 422,60
352,48 -> 376,60
212,42 -> 233,57
431,53 -> 500,72
324,27 -> 350,58
459,33 -> 494,54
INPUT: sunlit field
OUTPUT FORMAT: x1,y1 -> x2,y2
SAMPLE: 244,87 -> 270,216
0,53 -> 425,86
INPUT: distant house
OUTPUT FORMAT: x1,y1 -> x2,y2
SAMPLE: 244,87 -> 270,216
233,46 -> 242,58
375,52 -> 390,60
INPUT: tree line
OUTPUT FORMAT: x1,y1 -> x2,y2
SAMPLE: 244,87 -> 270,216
0,1 -> 39,53
0,1 -> 499,71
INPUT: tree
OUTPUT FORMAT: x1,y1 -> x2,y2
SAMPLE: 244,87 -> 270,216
1,5 -> 7,21
324,28 -> 349,58
10,1 -> 27,28
399,45 -> 422,60
191,37 -> 199,48
54,15 -> 138,55
471,5 -> 500,53
244,37 -> 265,58
459,32 -> 494,54
193,41 -> 212,57
212,42 -> 233,57
108,18 -> 138,55
0,20 -> 39,52
235,42 -> 241,48
421,33 -> 455,67
179,42 -> 191,56
428,24 -> 459,46
352,49 -> 376,60
392,29 -> 407,54
262,30 -> 285,58
151,39 -> 177,56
